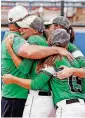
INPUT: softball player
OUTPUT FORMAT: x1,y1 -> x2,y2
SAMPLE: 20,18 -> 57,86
22,36 -> 54,118
47,16 -> 85,96
4,16 -> 55,117
30,29 -> 85,118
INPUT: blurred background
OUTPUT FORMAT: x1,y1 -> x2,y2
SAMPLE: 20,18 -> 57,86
1,0 -> 85,55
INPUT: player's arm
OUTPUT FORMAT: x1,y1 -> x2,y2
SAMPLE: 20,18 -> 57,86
6,39 -> 22,67
56,66 -> 85,79
71,67 -> 85,78
1,70 -> 52,89
5,35 -> 73,60
18,43 -> 73,60
68,43 -> 85,64
5,37 -> 33,74
2,74 -> 31,89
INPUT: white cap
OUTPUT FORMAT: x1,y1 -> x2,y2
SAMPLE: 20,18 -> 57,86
8,6 -> 28,23
44,17 -> 56,25
8,5 -> 37,28
44,21 -> 53,25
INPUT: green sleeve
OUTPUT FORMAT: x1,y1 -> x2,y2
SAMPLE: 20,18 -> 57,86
67,42 -> 85,68
31,70 -> 52,90
67,42 -> 78,53
13,36 -> 27,55
17,59 -> 34,75
68,43 -> 84,58
76,57 -> 85,68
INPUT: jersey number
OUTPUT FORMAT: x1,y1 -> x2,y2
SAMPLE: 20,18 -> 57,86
68,76 -> 82,93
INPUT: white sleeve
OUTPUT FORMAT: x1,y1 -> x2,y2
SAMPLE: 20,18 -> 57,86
41,66 -> 56,76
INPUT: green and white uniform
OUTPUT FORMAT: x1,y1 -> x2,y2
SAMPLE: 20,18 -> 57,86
30,55 -> 85,118
68,42 -> 85,95
23,35 -> 54,118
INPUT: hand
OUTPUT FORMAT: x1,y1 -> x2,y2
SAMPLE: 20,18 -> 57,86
58,47 -> 73,61
1,74 -> 15,84
4,34 -> 14,48
56,66 -> 73,79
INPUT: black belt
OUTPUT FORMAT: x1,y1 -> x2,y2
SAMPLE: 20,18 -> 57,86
55,99 -> 83,109
66,99 -> 79,104
38,91 -> 51,96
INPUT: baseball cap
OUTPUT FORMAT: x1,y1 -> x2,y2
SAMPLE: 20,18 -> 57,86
8,6 -> 29,23
8,5 -> 35,28
44,17 -> 56,26
17,15 -> 45,32
44,20 -> 53,26
29,16 -> 45,32
53,16 -> 71,29
8,6 -> 45,32
50,29 -> 70,47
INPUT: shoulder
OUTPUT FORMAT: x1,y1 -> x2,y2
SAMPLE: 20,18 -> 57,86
67,42 -> 78,53
68,43 -> 84,58
27,35 -> 48,46
54,56 -> 71,68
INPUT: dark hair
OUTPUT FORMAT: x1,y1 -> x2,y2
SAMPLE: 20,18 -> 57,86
9,22 -> 20,28
62,26 -> 75,43
43,30 -> 48,40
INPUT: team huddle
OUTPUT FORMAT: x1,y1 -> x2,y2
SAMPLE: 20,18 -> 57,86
1,6 -> 85,118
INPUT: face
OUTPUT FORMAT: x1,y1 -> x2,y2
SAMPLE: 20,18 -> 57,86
45,24 -> 54,37
9,24 -> 19,32
53,24 -> 62,30
19,27 -> 36,40
47,24 -> 54,31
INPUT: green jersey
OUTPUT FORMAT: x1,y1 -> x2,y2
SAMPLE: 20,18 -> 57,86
68,42 -> 85,94
1,31 -> 32,99
50,57 -> 84,105
27,35 -> 51,91
31,56 -> 84,105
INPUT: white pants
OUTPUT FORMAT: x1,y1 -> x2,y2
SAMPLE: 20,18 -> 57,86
55,99 -> 85,118
23,90 -> 55,118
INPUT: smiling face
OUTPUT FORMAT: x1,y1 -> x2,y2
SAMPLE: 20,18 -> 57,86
19,27 -> 38,40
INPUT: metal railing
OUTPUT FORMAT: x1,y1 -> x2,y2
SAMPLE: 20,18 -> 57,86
1,0 -> 85,27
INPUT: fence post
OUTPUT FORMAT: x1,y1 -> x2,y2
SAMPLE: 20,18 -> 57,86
61,0 -> 64,16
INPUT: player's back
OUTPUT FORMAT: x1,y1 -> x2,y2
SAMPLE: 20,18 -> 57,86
50,56 -> 84,105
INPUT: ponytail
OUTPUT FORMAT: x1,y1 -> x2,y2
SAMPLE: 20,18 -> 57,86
68,26 -> 75,43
